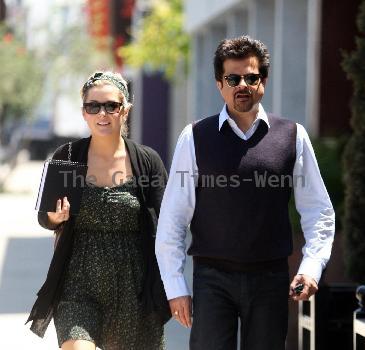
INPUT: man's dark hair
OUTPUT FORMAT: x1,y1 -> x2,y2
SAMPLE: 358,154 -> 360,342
214,35 -> 270,81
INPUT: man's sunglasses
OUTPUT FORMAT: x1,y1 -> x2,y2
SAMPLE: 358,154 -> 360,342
223,73 -> 262,87
83,101 -> 123,114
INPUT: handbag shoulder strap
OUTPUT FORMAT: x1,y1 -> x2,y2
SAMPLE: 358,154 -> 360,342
68,142 -> 72,162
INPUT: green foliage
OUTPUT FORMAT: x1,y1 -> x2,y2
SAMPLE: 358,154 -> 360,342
289,137 -> 346,235
0,26 -> 43,126
0,21 -> 113,141
119,0 -> 190,81
341,0 -> 365,283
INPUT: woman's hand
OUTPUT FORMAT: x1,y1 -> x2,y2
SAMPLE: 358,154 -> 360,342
47,197 -> 70,226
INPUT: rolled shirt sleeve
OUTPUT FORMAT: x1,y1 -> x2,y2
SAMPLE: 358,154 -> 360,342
293,124 -> 335,283
155,124 -> 197,299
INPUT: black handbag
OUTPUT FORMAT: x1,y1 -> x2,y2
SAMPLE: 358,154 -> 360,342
152,258 -> 171,324
53,222 -> 65,250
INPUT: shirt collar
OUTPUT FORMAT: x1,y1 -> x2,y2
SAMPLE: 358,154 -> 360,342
218,103 -> 270,131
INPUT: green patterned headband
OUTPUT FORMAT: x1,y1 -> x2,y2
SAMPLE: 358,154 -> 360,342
82,72 -> 129,101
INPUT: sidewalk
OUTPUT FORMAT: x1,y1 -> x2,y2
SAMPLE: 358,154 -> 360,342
0,190 -> 57,349
0,161 -> 192,349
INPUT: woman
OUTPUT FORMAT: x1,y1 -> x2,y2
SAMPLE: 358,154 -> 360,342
26,71 -> 170,350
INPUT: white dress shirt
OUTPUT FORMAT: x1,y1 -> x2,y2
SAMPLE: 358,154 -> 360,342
155,104 -> 335,300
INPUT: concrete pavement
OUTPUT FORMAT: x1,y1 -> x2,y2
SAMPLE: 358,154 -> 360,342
0,190 -> 58,348
0,160 -> 193,349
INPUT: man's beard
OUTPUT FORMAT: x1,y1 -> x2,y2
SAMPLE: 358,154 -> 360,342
233,87 -> 256,113
233,98 -> 254,113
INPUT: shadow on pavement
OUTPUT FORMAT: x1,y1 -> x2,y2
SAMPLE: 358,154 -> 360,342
0,237 -> 53,313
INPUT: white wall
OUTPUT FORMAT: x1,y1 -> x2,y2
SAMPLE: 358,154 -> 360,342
185,0 -> 243,33
280,0 -> 308,126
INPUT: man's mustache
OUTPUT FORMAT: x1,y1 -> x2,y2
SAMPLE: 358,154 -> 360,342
235,89 -> 252,97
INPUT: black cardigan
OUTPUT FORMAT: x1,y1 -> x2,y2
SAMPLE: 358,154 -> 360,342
26,136 -> 171,337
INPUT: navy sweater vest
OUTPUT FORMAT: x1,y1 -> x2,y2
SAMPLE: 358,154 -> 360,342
189,114 -> 297,264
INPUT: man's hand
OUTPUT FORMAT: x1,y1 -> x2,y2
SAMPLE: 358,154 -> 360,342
47,197 -> 70,226
169,295 -> 192,328
289,274 -> 318,301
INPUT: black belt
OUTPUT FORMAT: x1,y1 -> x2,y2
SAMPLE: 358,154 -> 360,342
193,256 -> 288,273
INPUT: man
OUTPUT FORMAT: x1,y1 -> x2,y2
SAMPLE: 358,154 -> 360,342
155,35 -> 335,350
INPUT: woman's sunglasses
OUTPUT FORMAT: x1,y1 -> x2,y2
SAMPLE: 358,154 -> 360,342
223,73 -> 262,88
83,101 -> 123,114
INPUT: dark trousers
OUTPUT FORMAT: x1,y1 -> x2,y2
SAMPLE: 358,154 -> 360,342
189,262 -> 289,350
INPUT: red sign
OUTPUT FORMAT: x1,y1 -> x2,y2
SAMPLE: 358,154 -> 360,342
87,0 -> 110,48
